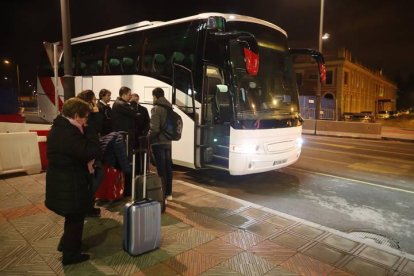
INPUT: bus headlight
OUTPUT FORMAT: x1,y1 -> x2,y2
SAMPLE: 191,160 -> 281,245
296,137 -> 304,147
230,144 -> 259,154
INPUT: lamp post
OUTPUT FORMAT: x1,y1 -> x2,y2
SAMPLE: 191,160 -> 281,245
315,0 -> 325,120
3,59 -> 21,105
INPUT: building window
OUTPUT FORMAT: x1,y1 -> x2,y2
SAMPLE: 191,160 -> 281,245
296,72 -> 303,86
344,71 -> 349,85
308,71 -> 319,80
325,70 -> 333,85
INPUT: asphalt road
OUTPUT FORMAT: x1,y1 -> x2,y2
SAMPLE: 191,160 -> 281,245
174,135 -> 414,255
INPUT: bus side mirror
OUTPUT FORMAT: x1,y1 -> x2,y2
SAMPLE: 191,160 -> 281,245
211,31 -> 259,76
238,36 -> 259,76
290,48 -> 326,83
213,85 -> 231,123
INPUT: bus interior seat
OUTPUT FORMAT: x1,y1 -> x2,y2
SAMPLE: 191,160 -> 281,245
142,55 -> 153,73
122,57 -> 135,74
79,62 -> 87,75
184,53 -> 194,69
216,91 -> 231,123
168,51 -> 185,75
152,54 -> 166,74
171,51 -> 185,65
108,58 -> 122,74
207,78 -> 225,123
88,60 -> 102,75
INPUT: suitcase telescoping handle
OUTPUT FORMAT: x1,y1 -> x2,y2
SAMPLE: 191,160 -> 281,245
131,151 -> 147,201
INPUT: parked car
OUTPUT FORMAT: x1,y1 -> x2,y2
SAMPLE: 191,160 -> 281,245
343,112 -> 374,122
377,110 -> 391,119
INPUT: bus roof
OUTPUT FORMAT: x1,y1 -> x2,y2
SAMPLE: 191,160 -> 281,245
71,13 -> 287,45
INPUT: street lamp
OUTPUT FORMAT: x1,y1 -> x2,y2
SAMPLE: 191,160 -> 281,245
3,59 -> 20,105
322,33 -> 330,40
316,0 -> 325,120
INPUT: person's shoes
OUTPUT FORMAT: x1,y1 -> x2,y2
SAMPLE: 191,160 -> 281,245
86,207 -> 101,218
62,252 -> 90,265
166,195 -> 173,201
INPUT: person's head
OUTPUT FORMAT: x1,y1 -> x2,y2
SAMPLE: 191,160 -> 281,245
77,90 -> 97,109
99,89 -> 111,103
62,97 -> 90,126
130,93 -> 139,103
119,86 -> 132,102
152,87 -> 164,103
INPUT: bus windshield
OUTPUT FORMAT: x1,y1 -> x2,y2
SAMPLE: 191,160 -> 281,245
227,22 -> 299,123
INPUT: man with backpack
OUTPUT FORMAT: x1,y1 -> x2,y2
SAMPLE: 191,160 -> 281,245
148,87 -> 174,201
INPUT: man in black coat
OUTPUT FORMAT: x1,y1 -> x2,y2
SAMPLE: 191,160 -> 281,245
111,86 -> 136,196
45,97 -> 101,265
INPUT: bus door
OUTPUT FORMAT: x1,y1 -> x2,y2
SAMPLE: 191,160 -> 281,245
200,64 -> 231,170
171,63 -> 198,168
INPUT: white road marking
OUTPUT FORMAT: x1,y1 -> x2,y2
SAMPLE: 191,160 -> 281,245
286,167 -> 414,195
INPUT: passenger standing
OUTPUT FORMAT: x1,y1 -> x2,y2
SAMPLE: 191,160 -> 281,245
148,87 -> 173,201
130,93 -> 150,139
45,97 -> 101,265
97,88 -> 112,136
130,93 -> 150,175
111,86 -> 136,196
77,90 -> 104,217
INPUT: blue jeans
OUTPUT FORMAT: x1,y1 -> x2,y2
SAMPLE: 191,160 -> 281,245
151,144 -> 172,196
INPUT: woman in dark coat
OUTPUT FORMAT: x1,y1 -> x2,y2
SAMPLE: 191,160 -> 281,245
45,97 -> 101,265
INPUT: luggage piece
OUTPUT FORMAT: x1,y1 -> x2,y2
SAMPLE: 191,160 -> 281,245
95,164 -> 124,201
123,152 -> 161,255
136,172 -> 165,213
135,149 -> 165,213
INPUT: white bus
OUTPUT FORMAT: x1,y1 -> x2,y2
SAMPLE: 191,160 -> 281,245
37,13 -> 325,175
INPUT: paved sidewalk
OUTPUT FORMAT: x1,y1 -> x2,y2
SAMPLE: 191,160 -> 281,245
0,173 -> 413,275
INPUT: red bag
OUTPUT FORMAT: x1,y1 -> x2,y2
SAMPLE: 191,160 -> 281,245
95,164 -> 125,201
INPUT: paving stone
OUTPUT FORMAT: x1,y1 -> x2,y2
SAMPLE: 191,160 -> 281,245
222,251 -> 274,276
344,257 -> 389,276
270,232 -> 310,250
164,249 -> 221,276
359,246 -> 399,267
245,220 -> 281,238
401,259 -> 414,274
279,253 -> 335,275
249,239 -> 296,266
303,243 -> 346,265
290,224 -> 324,239
265,215 -> 296,228
322,234 -> 359,252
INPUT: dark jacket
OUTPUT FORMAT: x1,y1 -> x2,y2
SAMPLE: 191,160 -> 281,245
111,97 -> 136,149
87,111 -> 104,136
111,97 -> 136,132
97,100 -> 112,135
99,131 -> 130,173
130,102 -> 150,137
45,115 -> 101,215
149,96 -> 172,145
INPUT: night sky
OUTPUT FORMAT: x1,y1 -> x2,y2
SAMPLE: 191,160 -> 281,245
1,0 -> 414,93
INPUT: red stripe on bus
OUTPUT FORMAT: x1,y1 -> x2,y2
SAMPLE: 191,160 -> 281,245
39,77 -> 63,110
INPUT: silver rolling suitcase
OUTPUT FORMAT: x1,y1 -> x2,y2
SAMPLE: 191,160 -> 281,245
123,151 -> 161,255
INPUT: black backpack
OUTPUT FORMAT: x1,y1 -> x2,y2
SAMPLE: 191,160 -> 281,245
157,104 -> 183,141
